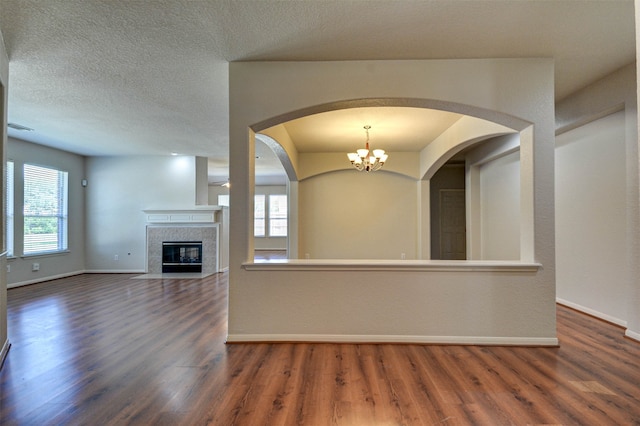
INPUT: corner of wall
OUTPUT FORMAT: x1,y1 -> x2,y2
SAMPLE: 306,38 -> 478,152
0,22 -> 10,368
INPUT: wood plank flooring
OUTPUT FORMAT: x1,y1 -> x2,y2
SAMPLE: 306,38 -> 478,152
1,272 -> 639,425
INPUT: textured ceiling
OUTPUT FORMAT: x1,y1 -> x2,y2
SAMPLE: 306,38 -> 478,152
0,0 -> 635,183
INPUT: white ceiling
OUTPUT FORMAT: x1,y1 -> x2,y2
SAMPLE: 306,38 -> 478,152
0,0 -> 635,184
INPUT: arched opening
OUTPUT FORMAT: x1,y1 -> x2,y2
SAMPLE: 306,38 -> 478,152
249,98 -> 531,261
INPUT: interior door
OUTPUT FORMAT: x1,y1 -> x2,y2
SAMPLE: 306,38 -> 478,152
440,189 -> 466,260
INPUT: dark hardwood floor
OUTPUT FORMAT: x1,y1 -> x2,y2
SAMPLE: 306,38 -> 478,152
1,272 -> 639,425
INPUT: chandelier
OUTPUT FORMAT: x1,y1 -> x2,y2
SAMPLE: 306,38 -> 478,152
347,125 -> 388,172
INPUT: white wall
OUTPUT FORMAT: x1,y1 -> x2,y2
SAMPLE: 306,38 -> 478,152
556,62 -> 639,338
6,138 -> 86,286
0,30 -> 8,362
299,170 -> 417,259
85,155 -> 199,272
556,111 -> 629,324
634,0 -> 640,341
466,134 -> 523,261
479,151 -> 521,260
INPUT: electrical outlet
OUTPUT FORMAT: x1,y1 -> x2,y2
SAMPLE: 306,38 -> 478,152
32,263 -> 40,272
6,264 -> 10,273
114,254 -> 119,261
401,253 -> 406,260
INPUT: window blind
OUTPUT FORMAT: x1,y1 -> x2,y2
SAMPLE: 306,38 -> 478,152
23,164 -> 68,254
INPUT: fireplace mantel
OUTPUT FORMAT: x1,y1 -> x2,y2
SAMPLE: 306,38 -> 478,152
144,207 -> 222,224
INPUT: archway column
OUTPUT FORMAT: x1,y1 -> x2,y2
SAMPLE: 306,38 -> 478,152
418,179 -> 430,260
287,180 -> 299,259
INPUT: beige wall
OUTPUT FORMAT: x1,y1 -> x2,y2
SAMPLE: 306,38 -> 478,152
228,59 -> 556,345
479,150 -> 521,260
299,170 -> 418,259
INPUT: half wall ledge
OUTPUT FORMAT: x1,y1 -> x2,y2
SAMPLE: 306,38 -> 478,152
243,259 -> 541,272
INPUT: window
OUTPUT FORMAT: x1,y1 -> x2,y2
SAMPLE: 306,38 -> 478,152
254,193 -> 288,237
6,161 -> 13,256
254,194 -> 265,237
23,164 -> 68,254
269,195 -> 288,237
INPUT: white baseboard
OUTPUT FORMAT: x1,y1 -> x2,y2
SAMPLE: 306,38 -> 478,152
556,298 -> 628,328
7,270 -> 86,288
7,268 -> 201,288
226,334 -> 559,346
8,269 -> 145,288
0,339 -> 11,368
625,329 -> 640,342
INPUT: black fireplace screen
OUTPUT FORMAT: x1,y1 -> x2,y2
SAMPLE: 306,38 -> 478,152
162,241 -> 203,273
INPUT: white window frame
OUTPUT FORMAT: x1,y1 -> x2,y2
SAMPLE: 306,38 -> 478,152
268,194 -> 288,237
254,194 -> 266,237
23,163 -> 69,255
6,160 -> 14,257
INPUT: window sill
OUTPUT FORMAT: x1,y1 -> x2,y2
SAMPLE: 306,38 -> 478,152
21,250 -> 71,259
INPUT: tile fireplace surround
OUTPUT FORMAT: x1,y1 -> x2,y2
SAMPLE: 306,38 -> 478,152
144,208 -> 220,275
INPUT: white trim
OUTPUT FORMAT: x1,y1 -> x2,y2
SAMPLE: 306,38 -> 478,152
244,259 -> 541,272
0,339 -> 10,368
7,269 -> 162,288
20,249 -> 71,259
7,270 -> 85,288
556,298 -> 628,328
226,334 -> 558,346
143,207 -> 221,224
625,329 -> 640,342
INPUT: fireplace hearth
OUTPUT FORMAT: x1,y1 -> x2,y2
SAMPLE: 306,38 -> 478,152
162,241 -> 203,273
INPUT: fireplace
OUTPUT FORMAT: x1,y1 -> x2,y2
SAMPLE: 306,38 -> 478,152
146,223 -> 218,275
162,241 -> 203,273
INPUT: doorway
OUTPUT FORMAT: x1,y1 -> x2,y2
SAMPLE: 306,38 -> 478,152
439,189 -> 466,260
430,163 -> 466,260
